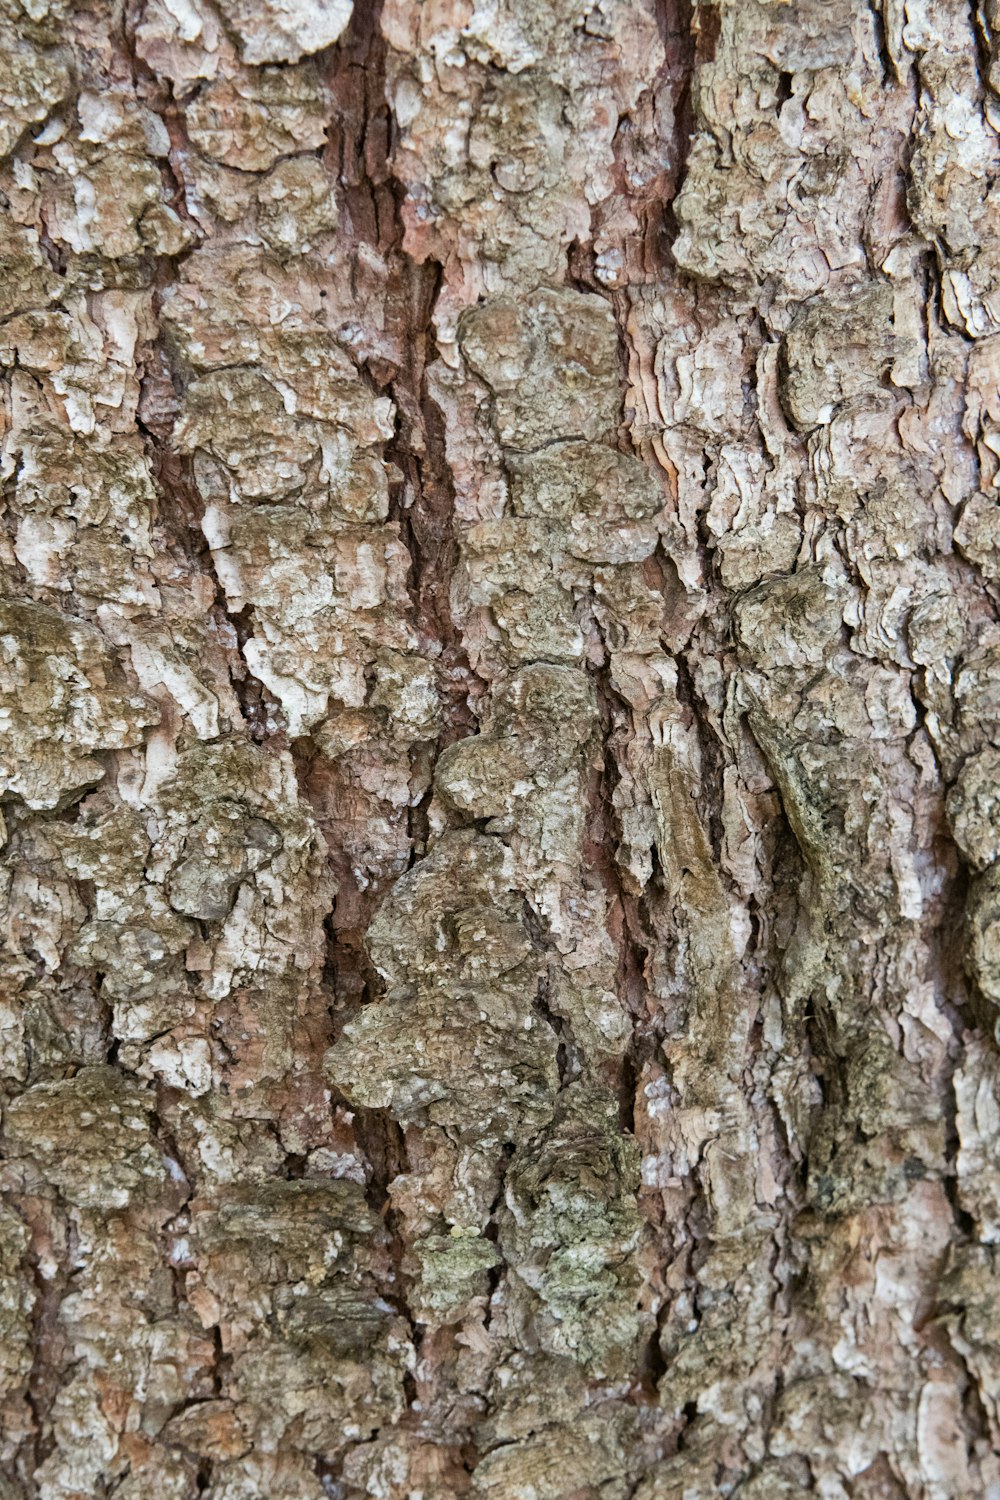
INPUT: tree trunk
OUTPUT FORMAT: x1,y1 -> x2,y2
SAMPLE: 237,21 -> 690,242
1,0 -> 998,1495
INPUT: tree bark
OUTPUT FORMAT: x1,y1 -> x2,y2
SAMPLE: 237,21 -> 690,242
1,0 -> 998,1495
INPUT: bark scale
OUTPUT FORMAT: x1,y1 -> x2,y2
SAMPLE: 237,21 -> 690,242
0,0 -> 998,1496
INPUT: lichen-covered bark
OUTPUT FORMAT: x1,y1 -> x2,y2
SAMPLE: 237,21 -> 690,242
1,0 -> 1000,1495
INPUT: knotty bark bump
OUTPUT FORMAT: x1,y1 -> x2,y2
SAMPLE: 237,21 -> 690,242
2,0 -> 1000,1496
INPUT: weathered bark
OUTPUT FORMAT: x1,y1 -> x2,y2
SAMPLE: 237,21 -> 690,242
1,0 -> 999,1495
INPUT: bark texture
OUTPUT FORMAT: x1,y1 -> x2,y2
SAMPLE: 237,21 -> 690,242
0,0 -> 999,1496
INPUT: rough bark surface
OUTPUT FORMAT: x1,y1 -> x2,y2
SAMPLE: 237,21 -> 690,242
1,0 -> 999,1496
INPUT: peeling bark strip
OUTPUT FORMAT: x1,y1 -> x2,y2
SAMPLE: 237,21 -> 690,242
2,0 -> 1000,1495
